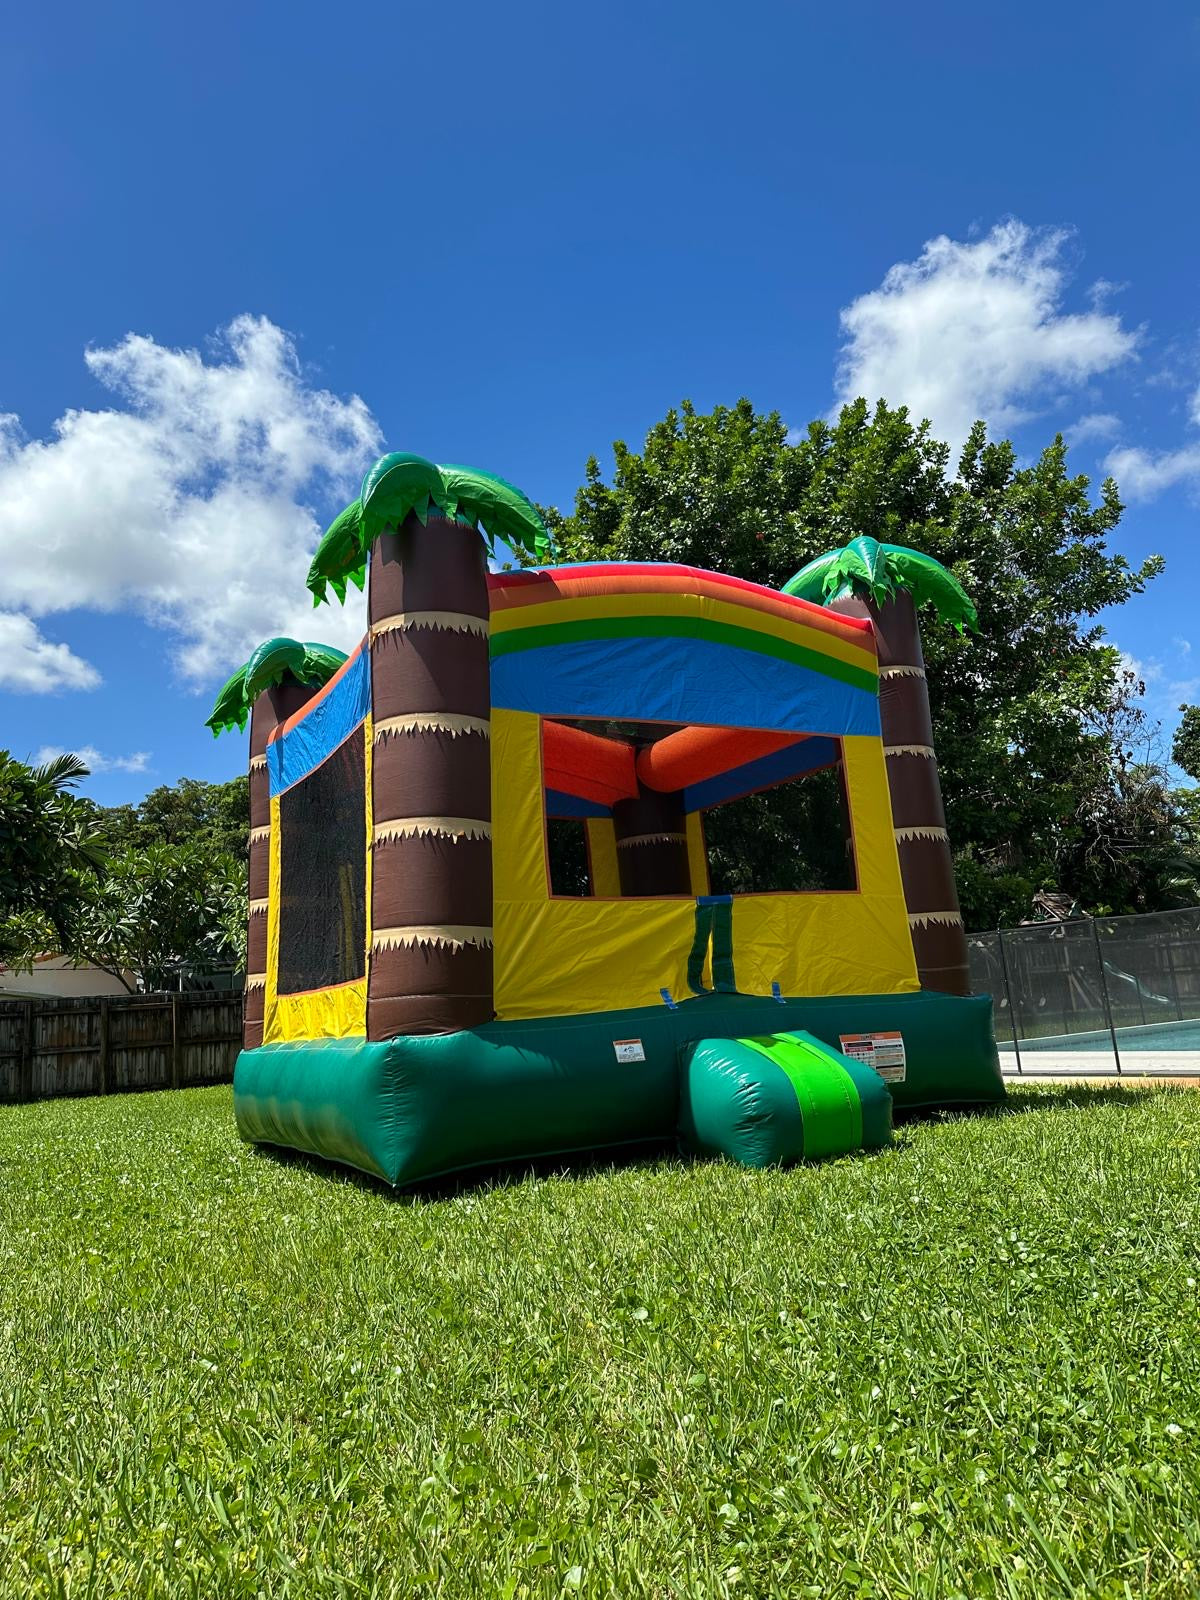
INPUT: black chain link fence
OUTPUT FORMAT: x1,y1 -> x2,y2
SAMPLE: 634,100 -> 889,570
968,907 -> 1200,1075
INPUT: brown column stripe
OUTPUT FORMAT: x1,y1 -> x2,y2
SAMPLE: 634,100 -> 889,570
371,611 -> 489,639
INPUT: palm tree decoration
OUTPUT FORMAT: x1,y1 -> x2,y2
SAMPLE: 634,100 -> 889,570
205,637 -> 348,737
782,537 -> 976,996
313,452 -> 550,1038
206,637 -> 347,1048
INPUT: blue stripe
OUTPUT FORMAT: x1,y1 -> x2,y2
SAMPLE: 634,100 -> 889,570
490,637 -> 880,737
268,649 -> 370,796
545,788 -> 610,819
683,735 -> 839,812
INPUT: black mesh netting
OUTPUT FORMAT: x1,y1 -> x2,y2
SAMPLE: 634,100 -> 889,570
277,731 -> 367,994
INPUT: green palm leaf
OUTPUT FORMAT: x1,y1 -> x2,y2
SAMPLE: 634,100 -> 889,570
306,451 -> 551,607
782,537 -> 977,632
205,638 -> 348,737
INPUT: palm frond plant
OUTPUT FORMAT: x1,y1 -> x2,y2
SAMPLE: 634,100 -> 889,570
205,639 -> 348,737
783,536 -> 976,995
306,453 -> 551,606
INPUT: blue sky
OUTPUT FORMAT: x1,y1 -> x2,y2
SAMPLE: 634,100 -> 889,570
2,0 -> 1198,803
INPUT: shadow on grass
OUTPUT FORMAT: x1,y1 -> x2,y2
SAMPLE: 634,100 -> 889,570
250,1135 -> 682,1204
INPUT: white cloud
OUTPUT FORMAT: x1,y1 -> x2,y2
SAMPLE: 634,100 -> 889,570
835,220 -> 1138,455
0,613 -> 99,693
1107,384 -> 1200,499
34,744 -> 149,774
1066,412 -> 1121,447
0,316 -> 381,688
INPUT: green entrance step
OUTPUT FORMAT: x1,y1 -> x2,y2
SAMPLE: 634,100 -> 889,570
678,1029 -> 893,1168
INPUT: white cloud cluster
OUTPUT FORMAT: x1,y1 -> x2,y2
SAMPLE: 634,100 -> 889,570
0,612 -> 100,693
0,316 -> 380,691
835,221 -> 1138,455
1106,384 -> 1200,500
33,744 -> 150,774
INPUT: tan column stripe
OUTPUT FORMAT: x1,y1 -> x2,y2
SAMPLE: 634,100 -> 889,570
372,925 -> 495,950
249,825 -> 271,844
373,818 -> 492,842
895,826 -> 950,842
615,831 -> 688,848
908,911 -> 964,928
245,973 -> 267,991
371,611 -> 489,639
374,713 -> 490,740
249,753 -> 267,772
880,665 -> 926,680
248,898 -> 269,916
885,744 -> 936,758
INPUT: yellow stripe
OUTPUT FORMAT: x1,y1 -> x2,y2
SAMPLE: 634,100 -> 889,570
490,590 -> 877,676
585,817 -> 620,896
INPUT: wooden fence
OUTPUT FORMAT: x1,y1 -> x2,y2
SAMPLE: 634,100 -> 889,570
0,993 -> 243,1104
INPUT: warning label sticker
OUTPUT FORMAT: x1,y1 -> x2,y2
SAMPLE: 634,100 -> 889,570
838,1030 -> 906,1083
613,1039 -> 646,1063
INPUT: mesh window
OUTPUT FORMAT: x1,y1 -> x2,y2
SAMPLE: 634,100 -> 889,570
277,731 -> 367,994
704,759 -> 856,895
547,817 -> 593,897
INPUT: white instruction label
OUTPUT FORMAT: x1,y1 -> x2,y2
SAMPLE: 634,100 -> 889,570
613,1038 -> 646,1063
839,1030 -> 906,1083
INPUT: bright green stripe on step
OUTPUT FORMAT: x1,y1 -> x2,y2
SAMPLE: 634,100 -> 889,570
743,1034 -> 862,1159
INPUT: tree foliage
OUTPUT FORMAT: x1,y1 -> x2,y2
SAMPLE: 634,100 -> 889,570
1172,705 -> 1200,783
541,397 -> 1187,926
1,769 -> 249,988
0,752 -> 106,965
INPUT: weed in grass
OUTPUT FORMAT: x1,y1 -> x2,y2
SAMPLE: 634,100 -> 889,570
0,1084 -> 1199,1596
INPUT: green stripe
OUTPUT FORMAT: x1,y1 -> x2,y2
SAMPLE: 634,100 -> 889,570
711,901 -> 736,993
743,1033 -> 862,1159
490,615 -> 878,694
797,1032 -> 893,1150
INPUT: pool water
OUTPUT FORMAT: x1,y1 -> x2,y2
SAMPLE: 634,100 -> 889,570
1013,1019 -> 1200,1053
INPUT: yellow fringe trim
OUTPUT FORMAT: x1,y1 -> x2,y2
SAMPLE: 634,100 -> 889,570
372,925 -> 494,951
371,610 -> 488,639
374,714 -> 490,740
885,744 -> 936,759
894,826 -> 949,843
908,911 -> 964,929
616,831 -> 688,848
373,817 -> 491,843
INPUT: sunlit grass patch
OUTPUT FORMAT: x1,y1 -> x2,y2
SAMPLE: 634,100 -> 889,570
1,1082 -> 1198,1597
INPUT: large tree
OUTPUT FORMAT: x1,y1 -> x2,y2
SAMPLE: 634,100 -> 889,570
541,398 -> 1172,927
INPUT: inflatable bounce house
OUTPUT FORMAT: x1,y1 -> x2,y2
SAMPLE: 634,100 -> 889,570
208,453 -> 1003,1186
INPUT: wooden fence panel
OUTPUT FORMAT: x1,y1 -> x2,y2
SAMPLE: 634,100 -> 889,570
0,993 -> 243,1104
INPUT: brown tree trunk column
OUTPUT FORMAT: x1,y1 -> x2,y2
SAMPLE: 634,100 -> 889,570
367,511 -> 493,1037
833,590 -> 970,996
612,781 -> 692,896
244,674 -> 321,1049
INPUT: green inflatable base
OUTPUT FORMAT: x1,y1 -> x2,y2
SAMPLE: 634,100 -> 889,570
234,990 -> 1003,1188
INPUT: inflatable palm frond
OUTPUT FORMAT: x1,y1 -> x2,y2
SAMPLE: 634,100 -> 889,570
782,537 -> 977,633
205,638 -> 348,737
307,452 -> 551,606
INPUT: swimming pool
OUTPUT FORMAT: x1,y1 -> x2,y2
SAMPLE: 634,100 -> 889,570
1014,1018 -> 1200,1053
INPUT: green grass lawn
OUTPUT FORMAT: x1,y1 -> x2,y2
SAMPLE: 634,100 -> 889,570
2,1085 -> 1199,1598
